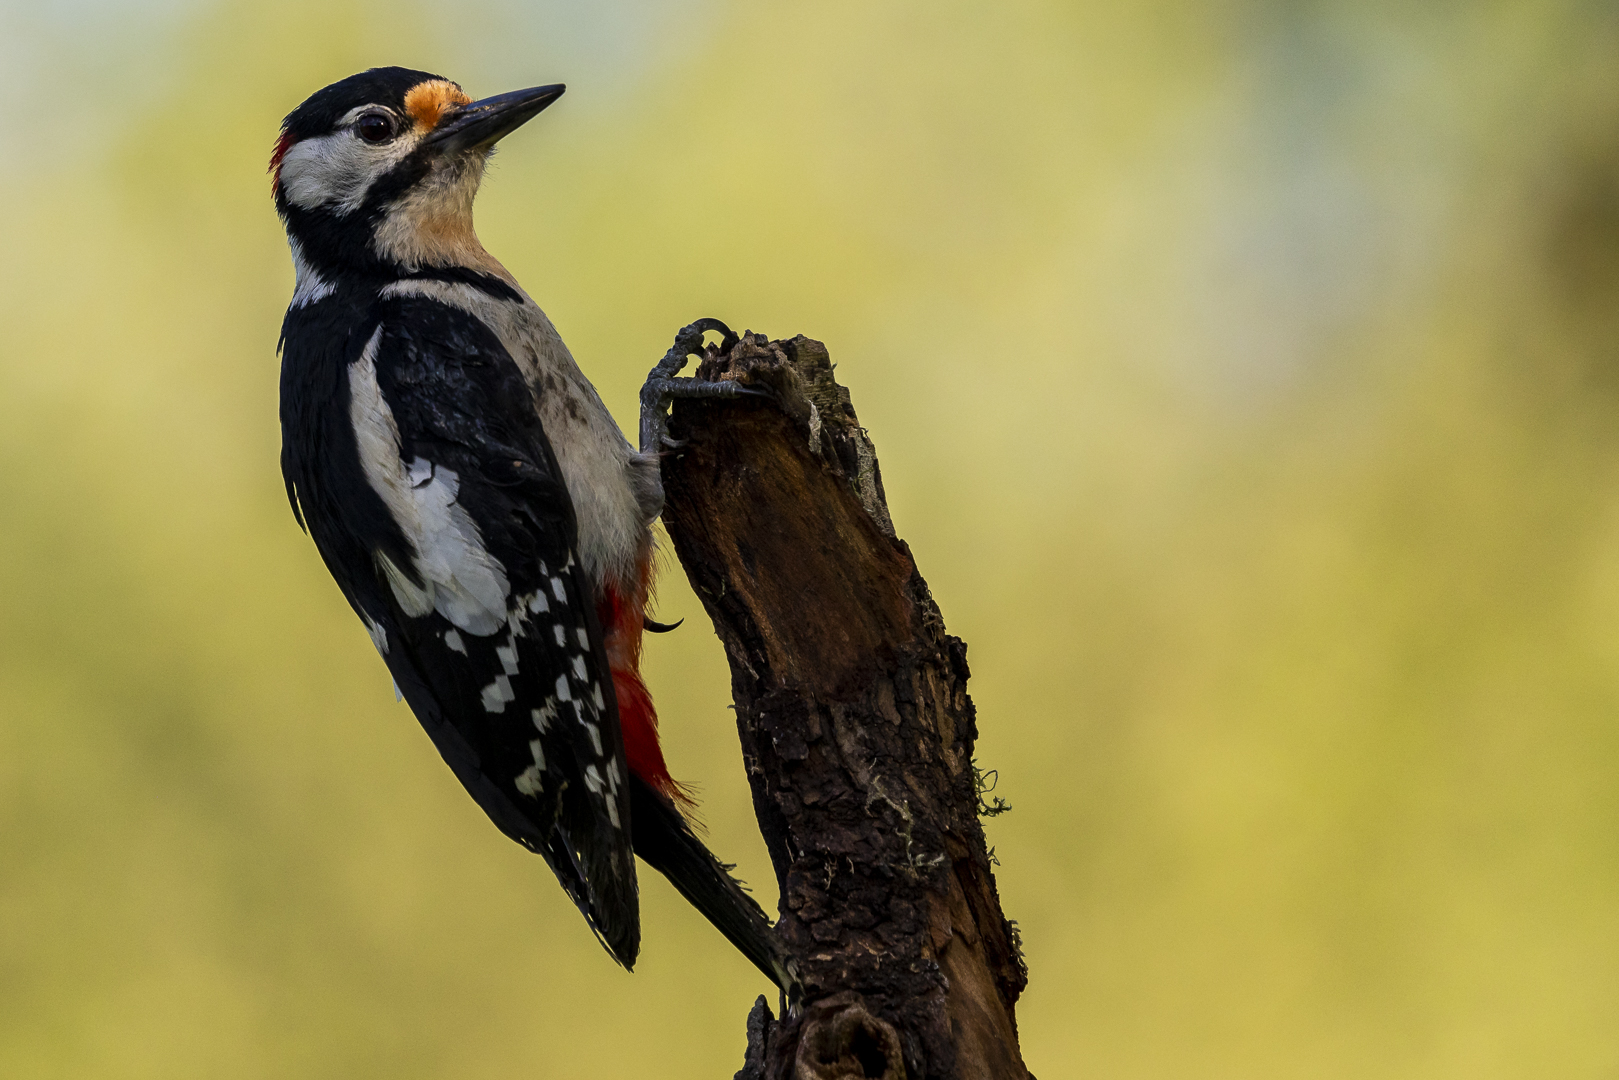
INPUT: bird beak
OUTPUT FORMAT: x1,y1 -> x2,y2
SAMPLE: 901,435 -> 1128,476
426,84 -> 566,155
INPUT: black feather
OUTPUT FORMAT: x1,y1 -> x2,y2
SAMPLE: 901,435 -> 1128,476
281,287 -> 641,966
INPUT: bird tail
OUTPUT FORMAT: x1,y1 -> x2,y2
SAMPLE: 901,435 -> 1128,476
629,774 -> 802,1002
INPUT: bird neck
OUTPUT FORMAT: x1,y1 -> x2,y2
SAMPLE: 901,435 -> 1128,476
368,168 -> 514,283
280,158 -> 517,289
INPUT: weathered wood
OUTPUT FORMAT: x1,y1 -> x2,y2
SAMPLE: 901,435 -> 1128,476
657,333 -> 1030,1080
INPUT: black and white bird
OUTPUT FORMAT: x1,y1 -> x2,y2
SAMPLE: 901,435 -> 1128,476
271,66 -> 795,997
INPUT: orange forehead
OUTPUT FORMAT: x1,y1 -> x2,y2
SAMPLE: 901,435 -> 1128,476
404,80 -> 472,132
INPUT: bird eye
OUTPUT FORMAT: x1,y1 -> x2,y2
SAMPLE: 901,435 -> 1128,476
356,113 -> 394,143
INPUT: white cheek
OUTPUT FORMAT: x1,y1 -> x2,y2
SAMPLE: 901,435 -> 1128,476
279,130 -> 420,215
279,133 -> 366,211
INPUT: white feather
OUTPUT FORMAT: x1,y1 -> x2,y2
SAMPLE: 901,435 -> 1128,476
278,108 -> 422,215
349,325 -> 510,635
287,237 -> 335,308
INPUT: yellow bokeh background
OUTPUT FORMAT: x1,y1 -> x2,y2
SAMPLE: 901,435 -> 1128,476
4,1 -> 1619,1076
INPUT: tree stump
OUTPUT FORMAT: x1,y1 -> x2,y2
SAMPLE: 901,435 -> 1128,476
657,333 -> 1031,1080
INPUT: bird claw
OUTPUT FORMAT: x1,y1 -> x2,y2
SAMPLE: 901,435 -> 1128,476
638,318 -> 756,454
677,317 -> 740,356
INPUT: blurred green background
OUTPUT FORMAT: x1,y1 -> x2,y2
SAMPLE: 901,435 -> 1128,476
3,0 -> 1618,1076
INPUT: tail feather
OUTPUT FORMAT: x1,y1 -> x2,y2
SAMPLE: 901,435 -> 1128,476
629,774 -> 801,1001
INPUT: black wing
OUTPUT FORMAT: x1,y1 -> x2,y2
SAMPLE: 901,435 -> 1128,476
320,293 -> 639,967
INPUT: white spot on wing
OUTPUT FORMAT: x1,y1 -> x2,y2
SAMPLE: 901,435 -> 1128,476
584,722 -> 603,757
481,675 -> 516,712
443,629 -> 466,654
515,765 -> 543,796
551,577 -> 566,602
527,591 -> 548,614
532,700 -> 556,732
576,627 -> 589,650
553,625 -> 566,647
572,655 -> 588,680
496,643 -> 519,675
591,682 -> 605,711
555,675 -> 571,702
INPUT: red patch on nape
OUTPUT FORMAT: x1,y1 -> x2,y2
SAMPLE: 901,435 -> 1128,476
268,130 -> 297,193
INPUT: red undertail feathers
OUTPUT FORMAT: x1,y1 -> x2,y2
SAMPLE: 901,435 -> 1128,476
598,565 -> 692,810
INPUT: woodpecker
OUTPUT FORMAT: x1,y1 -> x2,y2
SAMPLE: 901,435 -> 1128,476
272,67 -> 795,997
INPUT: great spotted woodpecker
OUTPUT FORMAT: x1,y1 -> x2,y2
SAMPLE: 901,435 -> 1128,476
272,67 -> 796,998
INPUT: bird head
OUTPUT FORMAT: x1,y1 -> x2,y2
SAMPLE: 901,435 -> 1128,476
271,67 -> 563,282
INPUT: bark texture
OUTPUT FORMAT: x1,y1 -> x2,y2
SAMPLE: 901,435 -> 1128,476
657,333 -> 1030,1080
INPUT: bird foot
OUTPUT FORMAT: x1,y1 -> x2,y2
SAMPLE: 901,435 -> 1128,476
638,318 -> 765,454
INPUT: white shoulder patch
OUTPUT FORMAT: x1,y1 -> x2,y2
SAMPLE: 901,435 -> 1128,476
349,325 -> 511,636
